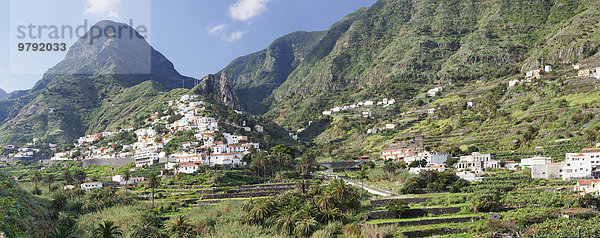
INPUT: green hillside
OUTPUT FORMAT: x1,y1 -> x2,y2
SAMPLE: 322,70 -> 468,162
217,0 -> 600,158
221,0 -> 598,127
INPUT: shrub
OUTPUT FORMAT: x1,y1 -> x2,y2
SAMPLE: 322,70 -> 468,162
386,200 -> 410,217
342,223 -> 361,238
471,194 -> 502,212
360,224 -> 396,238
503,206 -> 559,227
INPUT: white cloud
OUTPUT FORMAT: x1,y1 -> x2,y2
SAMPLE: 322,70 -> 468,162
229,0 -> 272,21
208,24 -> 227,35
85,0 -> 122,18
225,31 -> 248,42
207,24 -> 247,42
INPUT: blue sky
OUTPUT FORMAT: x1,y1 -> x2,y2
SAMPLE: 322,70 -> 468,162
0,0 -> 377,92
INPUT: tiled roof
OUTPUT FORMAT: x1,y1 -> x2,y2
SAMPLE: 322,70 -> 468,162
577,179 -> 600,186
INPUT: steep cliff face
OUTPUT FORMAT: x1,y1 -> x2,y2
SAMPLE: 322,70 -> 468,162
195,74 -> 242,110
217,31 -> 327,114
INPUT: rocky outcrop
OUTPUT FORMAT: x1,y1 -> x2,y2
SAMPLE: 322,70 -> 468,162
195,73 -> 242,110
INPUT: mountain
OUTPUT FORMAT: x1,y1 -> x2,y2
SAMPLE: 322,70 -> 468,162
0,20 -> 240,145
0,88 -> 7,99
220,0 -> 599,130
218,31 -> 327,114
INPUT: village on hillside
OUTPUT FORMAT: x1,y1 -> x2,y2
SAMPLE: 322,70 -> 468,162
5,94 -> 262,175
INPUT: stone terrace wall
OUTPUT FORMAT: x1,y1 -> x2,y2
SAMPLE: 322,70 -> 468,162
367,207 -> 461,220
82,158 -> 134,167
400,228 -> 470,237
201,191 -> 282,199
370,197 -> 432,206
374,216 -> 482,227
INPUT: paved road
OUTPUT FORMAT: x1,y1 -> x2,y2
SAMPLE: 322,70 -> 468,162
319,171 -> 396,197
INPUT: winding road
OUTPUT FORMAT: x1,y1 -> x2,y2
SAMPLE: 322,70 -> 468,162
318,171 -> 396,197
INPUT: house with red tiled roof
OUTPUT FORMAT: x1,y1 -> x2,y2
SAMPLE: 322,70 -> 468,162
576,179 -> 600,195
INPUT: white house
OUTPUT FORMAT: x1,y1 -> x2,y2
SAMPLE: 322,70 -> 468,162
520,156 -> 552,169
81,182 -> 103,191
364,101 -> 374,106
427,87 -> 443,97
176,163 -> 200,174
418,152 -> 450,165
594,67 -> 600,80
562,149 -> 600,180
409,165 -> 446,174
134,150 -> 161,167
503,161 -> 519,170
135,128 -> 157,139
255,125 -> 264,133
112,175 -> 145,185
223,133 -> 239,145
209,153 -> 244,167
575,179 -> 600,196
51,152 -> 71,161
428,108 -> 436,114
454,152 -> 500,172
63,185 -> 75,190
362,110 -> 372,118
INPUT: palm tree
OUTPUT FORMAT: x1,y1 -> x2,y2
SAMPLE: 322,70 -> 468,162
94,220 -> 122,238
130,222 -> 164,238
32,171 -> 41,191
62,170 -> 73,185
326,179 -> 360,211
383,161 -> 397,181
45,173 -> 55,196
52,226 -> 77,238
73,169 -> 86,184
300,151 -> 317,176
205,147 -> 213,168
294,217 -> 317,237
172,164 -> 180,176
248,200 -> 275,224
264,135 -> 272,150
585,128 -> 598,146
123,170 -> 131,190
275,209 -> 297,235
319,206 -> 341,223
166,215 -> 195,238
147,173 -> 161,209
358,165 -> 369,198
298,179 -> 311,194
